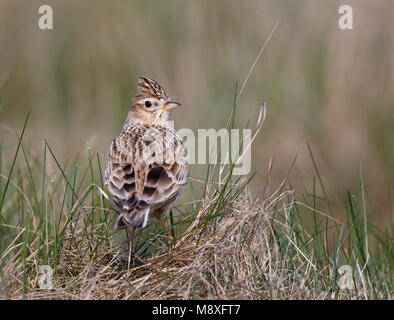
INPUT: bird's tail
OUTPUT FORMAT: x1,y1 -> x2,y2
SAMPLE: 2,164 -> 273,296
114,207 -> 150,230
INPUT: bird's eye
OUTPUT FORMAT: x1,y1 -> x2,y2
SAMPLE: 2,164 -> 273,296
145,101 -> 152,108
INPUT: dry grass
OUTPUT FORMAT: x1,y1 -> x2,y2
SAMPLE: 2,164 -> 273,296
0,179 -> 316,299
1,158 -> 391,299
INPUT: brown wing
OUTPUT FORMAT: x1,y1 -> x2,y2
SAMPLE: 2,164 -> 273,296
105,134 -> 151,228
137,126 -> 188,206
104,135 -> 137,208
104,127 -> 188,228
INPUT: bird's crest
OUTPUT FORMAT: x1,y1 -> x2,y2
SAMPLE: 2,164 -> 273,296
137,76 -> 169,100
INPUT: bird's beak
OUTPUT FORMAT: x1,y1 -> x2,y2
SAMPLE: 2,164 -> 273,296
162,101 -> 181,111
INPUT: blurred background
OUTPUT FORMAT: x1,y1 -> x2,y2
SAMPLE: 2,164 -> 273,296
0,0 -> 393,227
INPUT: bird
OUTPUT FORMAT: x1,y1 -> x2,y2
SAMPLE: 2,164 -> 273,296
104,76 -> 188,243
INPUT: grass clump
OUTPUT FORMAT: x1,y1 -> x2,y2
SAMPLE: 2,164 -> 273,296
0,110 -> 392,300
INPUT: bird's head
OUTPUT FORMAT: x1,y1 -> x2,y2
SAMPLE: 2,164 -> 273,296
128,76 -> 181,126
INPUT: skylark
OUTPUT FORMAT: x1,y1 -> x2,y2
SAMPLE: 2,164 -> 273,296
104,77 -> 188,240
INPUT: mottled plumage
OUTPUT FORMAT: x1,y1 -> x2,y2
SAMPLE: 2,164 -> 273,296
105,77 -> 188,232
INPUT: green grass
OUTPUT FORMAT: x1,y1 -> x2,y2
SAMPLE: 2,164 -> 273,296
0,112 -> 392,299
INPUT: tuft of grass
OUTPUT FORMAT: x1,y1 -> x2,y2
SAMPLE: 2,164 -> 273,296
0,110 -> 392,300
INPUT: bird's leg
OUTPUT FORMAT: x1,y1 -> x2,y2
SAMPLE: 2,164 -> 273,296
130,226 -> 136,251
160,218 -> 174,242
